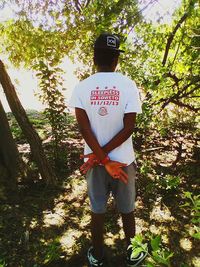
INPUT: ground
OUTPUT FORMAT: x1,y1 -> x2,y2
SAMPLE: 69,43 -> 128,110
0,110 -> 199,267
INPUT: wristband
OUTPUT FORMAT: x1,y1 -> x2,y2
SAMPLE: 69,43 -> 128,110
101,155 -> 110,165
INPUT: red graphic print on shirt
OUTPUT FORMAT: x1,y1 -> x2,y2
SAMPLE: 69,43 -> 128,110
90,86 -> 120,106
98,106 -> 108,116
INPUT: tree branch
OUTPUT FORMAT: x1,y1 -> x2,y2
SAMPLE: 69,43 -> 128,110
158,83 -> 199,111
85,0 -> 91,8
166,72 -> 182,86
171,100 -> 200,112
74,0 -> 82,13
180,77 -> 200,95
179,84 -> 200,98
170,24 -> 185,68
162,12 -> 188,66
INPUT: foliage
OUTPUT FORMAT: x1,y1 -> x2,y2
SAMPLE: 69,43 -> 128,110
0,0 -> 199,124
155,174 -> 181,191
35,59 -> 68,169
181,191 -> 200,239
0,0 -> 142,68
7,110 -> 49,141
139,159 -> 152,176
43,239 -> 62,264
0,259 -> 6,267
132,100 -> 154,151
129,234 -> 174,266
122,0 -> 200,113
9,118 -> 24,142
149,235 -> 173,267
128,234 -> 148,257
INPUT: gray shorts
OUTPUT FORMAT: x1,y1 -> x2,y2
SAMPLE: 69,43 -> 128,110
86,162 -> 136,214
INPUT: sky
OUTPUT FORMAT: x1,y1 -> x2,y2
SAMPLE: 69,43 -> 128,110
0,0 -> 182,111
0,56 -> 79,111
139,0 -> 182,24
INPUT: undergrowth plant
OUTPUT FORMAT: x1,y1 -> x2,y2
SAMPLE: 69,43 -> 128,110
43,240 -> 62,265
155,174 -> 181,191
35,57 -> 68,171
0,259 -> 6,267
181,191 -> 200,239
129,234 -> 174,267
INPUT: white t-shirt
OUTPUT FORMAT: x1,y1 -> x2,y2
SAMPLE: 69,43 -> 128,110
69,72 -> 142,165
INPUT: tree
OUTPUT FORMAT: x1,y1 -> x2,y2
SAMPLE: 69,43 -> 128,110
120,0 -> 199,113
0,99 -> 19,196
0,60 -> 57,184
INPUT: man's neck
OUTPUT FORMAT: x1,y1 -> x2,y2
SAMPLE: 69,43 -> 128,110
97,66 -> 115,72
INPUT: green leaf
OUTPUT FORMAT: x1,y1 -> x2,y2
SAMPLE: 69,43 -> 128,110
131,247 -> 145,258
180,203 -> 190,208
152,251 -> 169,265
191,217 -> 200,224
145,262 -> 155,267
151,235 -> 161,251
192,232 -> 200,239
184,191 -> 193,202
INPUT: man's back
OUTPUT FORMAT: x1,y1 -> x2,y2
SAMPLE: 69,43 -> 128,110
70,72 -> 141,164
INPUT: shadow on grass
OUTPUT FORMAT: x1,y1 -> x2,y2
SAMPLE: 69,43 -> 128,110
1,115 -> 199,267
136,155 -> 200,267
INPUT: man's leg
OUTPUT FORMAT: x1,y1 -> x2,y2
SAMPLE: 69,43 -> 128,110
91,212 -> 105,260
122,210 -> 148,266
115,163 -> 136,246
121,211 -> 135,247
86,166 -> 108,263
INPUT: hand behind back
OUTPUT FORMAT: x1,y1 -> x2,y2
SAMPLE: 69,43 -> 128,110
80,153 -> 100,174
80,154 -> 128,184
105,160 -> 128,184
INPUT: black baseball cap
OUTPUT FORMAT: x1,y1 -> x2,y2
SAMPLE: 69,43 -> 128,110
94,33 -> 125,53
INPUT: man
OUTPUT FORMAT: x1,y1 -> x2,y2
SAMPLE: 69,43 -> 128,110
69,33 -> 147,267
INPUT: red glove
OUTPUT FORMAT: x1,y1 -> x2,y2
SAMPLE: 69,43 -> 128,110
80,153 -> 100,174
104,160 -> 128,184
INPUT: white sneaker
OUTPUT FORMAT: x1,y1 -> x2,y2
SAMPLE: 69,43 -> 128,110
87,247 -> 104,267
126,248 -> 148,266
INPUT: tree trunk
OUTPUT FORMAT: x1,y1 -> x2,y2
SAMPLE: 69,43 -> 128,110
0,99 -> 18,197
0,60 -> 56,184
0,160 -> 8,200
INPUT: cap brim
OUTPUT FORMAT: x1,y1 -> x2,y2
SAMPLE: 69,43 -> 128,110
94,46 -> 125,53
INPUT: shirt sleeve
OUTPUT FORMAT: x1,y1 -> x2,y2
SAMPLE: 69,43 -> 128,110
68,84 -> 84,109
124,81 -> 142,114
